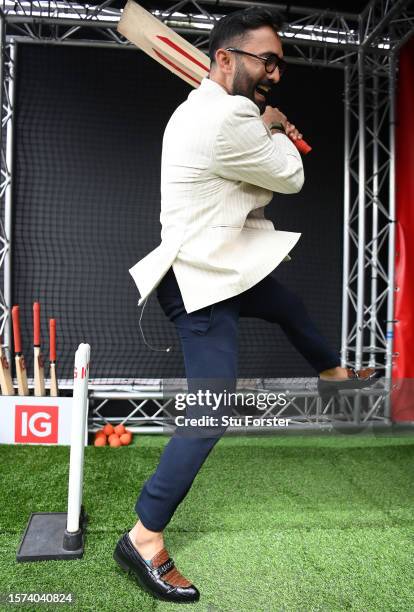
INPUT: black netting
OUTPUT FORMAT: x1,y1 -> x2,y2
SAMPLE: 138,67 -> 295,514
13,44 -> 343,381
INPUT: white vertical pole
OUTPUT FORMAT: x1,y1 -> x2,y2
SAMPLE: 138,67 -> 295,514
384,52 -> 397,421
341,58 -> 351,368
3,40 -> 16,353
369,70 -> 379,369
385,52 -> 396,381
66,343 -> 90,534
356,48 -> 366,372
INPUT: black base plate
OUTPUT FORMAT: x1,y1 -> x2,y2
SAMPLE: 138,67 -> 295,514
16,507 -> 87,562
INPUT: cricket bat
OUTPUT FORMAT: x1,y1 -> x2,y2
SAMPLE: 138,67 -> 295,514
49,318 -> 59,397
12,305 -> 29,396
117,0 -> 312,155
33,302 -> 46,396
0,340 -> 15,395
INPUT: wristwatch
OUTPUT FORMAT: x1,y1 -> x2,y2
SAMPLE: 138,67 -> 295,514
269,122 -> 285,133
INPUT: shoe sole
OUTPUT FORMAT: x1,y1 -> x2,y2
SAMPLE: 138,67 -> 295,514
113,547 -> 199,604
318,376 -> 378,393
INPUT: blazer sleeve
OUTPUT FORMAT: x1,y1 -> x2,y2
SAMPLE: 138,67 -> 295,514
211,97 -> 305,194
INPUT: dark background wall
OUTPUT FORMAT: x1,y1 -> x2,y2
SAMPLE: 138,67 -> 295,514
13,44 -> 343,380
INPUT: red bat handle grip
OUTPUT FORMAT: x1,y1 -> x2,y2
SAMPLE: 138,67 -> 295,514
33,302 -> 41,346
294,138 -> 312,155
50,319 -> 56,362
12,305 -> 22,353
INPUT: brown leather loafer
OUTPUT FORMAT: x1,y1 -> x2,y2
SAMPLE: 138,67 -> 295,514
113,533 -> 200,603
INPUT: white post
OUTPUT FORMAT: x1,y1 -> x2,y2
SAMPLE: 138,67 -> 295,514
66,343 -> 90,535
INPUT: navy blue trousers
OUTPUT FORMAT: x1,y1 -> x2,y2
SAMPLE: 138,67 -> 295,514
135,267 -> 339,531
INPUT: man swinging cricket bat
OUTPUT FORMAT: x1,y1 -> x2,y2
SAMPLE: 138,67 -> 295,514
113,4 -> 377,603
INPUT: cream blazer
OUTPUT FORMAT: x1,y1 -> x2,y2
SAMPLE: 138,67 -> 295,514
129,76 -> 304,313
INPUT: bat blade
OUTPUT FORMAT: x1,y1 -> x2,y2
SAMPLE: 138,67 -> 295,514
33,302 -> 46,397
12,305 -> 29,396
0,342 -> 15,395
117,0 -> 209,87
49,318 -> 59,397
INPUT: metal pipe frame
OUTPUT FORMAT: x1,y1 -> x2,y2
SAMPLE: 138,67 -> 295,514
0,0 -> 412,431
340,57 -> 351,369
88,378 -> 390,432
342,47 -> 401,377
0,34 -> 15,359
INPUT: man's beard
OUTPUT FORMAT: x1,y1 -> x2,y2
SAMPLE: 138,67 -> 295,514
231,58 -> 267,114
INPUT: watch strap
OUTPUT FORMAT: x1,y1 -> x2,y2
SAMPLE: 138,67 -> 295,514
269,122 -> 285,133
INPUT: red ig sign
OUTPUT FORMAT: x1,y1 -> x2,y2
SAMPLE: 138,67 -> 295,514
15,405 -> 59,444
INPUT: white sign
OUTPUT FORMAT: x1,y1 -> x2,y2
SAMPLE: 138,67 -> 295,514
0,396 -> 88,446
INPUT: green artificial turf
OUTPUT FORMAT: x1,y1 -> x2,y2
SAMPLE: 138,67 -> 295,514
1,433 -> 414,611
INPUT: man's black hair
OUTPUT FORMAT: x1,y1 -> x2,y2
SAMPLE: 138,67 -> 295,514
209,7 -> 286,65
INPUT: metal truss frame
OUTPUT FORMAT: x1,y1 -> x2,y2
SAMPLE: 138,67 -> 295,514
0,0 -> 413,431
88,377 -> 390,433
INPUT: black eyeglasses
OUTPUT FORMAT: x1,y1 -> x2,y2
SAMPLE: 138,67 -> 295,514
225,48 -> 287,75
